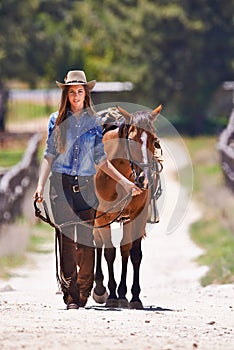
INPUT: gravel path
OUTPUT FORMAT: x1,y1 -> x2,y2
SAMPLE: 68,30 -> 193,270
0,140 -> 233,350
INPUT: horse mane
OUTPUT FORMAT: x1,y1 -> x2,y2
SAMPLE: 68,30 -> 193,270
98,107 -> 156,136
131,111 -> 156,134
98,107 -> 125,135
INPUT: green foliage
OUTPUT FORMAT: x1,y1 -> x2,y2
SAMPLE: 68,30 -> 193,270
0,0 -> 234,134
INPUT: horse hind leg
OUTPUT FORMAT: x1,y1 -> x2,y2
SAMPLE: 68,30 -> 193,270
117,243 -> 131,308
94,226 -> 118,308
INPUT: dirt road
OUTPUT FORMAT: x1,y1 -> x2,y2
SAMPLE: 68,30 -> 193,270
0,140 -> 233,350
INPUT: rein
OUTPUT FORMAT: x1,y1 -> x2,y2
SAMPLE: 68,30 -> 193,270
34,191 -> 132,231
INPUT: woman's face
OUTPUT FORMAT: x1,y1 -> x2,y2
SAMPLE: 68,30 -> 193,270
68,84 -> 86,113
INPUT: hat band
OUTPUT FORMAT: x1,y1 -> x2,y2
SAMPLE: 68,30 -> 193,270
66,80 -> 86,84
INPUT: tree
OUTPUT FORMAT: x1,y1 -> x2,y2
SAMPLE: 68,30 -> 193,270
175,0 -> 234,134
66,0 -> 234,133
0,0 -> 233,134
0,0 -> 75,130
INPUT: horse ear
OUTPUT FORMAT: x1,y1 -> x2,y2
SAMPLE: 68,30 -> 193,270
116,105 -> 132,122
150,104 -> 163,120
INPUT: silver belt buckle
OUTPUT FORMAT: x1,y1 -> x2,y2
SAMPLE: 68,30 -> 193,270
72,185 -> 80,193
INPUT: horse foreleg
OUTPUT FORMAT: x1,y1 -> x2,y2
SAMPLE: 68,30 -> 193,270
104,245 -> 118,307
117,243 -> 131,308
93,247 -> 108,304
129,237 -> 143,309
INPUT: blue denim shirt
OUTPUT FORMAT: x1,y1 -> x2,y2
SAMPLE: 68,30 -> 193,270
44,110 -> 107,176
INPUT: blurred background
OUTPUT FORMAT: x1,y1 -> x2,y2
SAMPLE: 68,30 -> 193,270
0,0 -> 233,285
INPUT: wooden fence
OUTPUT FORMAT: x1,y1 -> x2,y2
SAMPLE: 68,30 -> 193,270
218,108 -> 234,191
0,133 -> 41,225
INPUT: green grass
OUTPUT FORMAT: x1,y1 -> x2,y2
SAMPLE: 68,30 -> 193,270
0,134 -> 44,168
7,101 -> 55,123
0,255 -> 27,279
191,219 -> 234,285
27,221 -> 54,254
184,136 -> 234,286
0,149 -> 25,167
184,136 -> 222,193
0,221 -> 54,280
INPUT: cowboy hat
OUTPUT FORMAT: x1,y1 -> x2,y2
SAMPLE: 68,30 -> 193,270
56,70 -> 96,91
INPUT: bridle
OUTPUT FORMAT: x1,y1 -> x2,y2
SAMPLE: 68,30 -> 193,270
124,123 -> 163,187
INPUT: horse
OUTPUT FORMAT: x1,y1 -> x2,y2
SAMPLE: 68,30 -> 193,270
92,104 -> 163,309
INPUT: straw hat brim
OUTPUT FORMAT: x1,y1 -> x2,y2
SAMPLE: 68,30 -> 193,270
56,80 -> 96,91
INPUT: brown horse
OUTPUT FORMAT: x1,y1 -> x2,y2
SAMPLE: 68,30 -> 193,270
93,104 -> 163,309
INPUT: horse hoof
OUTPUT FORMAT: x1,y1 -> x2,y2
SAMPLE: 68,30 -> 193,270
105,298 -> 119,308
118,299 -> 129,309
129,301 -> 144,310
92,290 -> 109,304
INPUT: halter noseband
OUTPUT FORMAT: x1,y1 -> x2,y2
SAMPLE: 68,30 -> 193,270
125,123 -> 155,169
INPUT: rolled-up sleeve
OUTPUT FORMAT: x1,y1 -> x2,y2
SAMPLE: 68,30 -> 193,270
94,125 -> 107,165
44,112 -> 58,159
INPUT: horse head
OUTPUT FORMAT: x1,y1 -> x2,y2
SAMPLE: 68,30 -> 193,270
117,105 -> 162,189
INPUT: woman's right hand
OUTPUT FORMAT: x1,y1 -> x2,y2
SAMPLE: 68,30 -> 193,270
33,184 -> 44,202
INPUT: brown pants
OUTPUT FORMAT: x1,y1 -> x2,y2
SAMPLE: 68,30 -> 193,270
50,172 -> 98,306
58,233 -> 95,306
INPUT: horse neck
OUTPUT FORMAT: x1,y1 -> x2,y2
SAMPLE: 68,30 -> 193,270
103,124 -> 128,159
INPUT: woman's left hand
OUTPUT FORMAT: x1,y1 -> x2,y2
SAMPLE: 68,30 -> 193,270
99,160 -> 143,196
120,178 -> 143,196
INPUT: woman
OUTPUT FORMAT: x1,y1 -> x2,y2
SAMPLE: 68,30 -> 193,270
34,70 -> 141,310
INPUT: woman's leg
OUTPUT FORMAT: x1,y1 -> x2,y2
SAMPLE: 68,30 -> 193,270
50,174 -> 96,307
59,234 -> 80,306
49,175 -> 80,307
76,244 -> 95,307
75,208 -> 96,307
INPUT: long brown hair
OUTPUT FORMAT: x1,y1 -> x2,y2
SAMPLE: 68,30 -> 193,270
55,85 -> 95,153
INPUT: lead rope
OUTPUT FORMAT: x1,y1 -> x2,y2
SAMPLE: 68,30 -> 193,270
34,194 -> 131,292
34,191 -> 132,231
